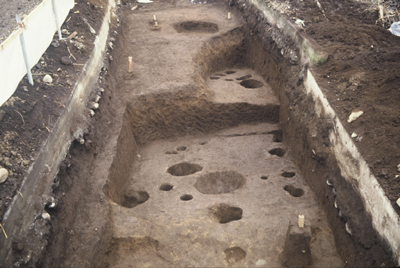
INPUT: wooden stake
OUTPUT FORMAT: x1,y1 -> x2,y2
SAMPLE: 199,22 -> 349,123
298,215 -> 305,228
0,223 -> 7,239
155,21 -> 158,27
66,31 -> 78,41
378,0 -> 384,26
315,0 -> 327,20
128,56 -> 133,73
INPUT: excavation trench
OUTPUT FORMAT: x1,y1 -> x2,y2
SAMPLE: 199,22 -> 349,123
41,1 -> 395,267
101,12 -> 341,267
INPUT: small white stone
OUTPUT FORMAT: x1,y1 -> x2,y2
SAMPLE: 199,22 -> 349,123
397,164 -> 400,172
347,111 -> 363,123
42,212 -> 51,221
79,138 -> 85,145
93,95 -> 101,103
256,259 -> 267,266
89,102 -> 99,110
43,74 -> 53,84
89,110 -> 95,117
0,168 -> 9,184
351,132 -> 358,138
396,198 -> 400,207
345,222 -> 352,235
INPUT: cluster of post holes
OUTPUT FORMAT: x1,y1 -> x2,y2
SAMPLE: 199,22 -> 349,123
161,132 -> 304,212
157,136 -> 304,264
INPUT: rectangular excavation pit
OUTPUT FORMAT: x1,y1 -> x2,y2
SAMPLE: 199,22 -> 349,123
102,20 -> 344,268
40,1 -> 397,267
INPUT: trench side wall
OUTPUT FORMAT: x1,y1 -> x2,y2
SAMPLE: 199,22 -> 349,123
236,2 -> 396,266
0,0 -> 116,266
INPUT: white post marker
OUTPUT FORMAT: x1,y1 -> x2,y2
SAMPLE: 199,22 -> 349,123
16,15 -> 34,86
153,15 -> 157,21
128,56 -> 133,73
155,21 -> 158,27
298,215 -> 305,228
228,12 -> 231,20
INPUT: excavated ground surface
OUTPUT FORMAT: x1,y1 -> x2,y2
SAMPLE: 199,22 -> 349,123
105,124 -> 342,267
1,0 -> 400,267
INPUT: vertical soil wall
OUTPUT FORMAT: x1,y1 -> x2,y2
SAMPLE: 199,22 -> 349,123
233,0 -> 395,266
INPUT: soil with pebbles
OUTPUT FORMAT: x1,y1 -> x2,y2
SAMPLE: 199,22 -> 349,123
0,0 -> 105,222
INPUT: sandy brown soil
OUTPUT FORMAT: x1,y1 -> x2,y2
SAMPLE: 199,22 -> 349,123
1,0 -> 400,267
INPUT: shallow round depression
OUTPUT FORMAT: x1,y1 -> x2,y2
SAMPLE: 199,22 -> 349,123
173,21 -> 219,33
194,171 -> 245,194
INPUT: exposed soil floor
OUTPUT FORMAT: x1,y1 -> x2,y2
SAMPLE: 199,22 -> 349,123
105,123 -> 342,267
1,0 -> 400,267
